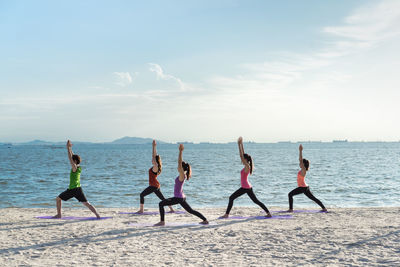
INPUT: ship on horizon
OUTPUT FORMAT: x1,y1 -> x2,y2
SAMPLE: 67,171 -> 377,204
333,139 -> 348,143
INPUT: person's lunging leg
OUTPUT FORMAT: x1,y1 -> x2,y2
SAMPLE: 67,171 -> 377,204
304,187 -> 326,210
155,197 -> 181,226
154,188 -> 174,212
246,188 -> 271,216
288,187 -> 306,211
222,188 -> 247,217
180,199 -> 208,223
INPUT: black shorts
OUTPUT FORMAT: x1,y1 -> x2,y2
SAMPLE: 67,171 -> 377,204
58,187 -> 88,202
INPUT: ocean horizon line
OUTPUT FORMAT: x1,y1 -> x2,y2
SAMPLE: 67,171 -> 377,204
2,138 -> 400,146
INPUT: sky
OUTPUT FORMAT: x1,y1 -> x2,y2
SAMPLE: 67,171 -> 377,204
1,0 -> 400,143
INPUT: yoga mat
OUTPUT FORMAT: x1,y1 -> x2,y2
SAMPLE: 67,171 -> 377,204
118,211 -> 186,215
269,210 -> 328,213
218,215 -> 293,220
119,211 -> 158,215
36,216 -> 112,221
129,221 -> 217,227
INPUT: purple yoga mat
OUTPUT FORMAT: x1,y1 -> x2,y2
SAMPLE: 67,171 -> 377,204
269,210 -> 328,213
119,211 -> 158,215
129,221 -> 217,227
36,216 -> 112,220
218,215 -> 293,220
119,211 -> 186,215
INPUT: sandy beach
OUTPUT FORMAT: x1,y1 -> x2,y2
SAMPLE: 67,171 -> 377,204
0,207 -> 399,266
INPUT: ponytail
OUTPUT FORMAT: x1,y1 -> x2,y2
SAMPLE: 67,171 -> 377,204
186,164 -> 191,180
302,159 -> 309,171
243,153 -> 253,174
155,155 -> 162,175
182,161 -> 192,180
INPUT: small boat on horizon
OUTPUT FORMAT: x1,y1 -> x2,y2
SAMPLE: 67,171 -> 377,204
333,139 -> 348,143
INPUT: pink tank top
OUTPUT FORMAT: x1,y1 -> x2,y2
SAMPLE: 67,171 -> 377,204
240,168 -> 252,189
174,176 -> 185,198
297,171 -> 307,187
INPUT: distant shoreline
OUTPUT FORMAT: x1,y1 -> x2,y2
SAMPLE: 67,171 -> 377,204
2,138 -> 400,146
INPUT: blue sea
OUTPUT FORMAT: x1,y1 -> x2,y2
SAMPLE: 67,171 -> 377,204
0,142 -> 399,209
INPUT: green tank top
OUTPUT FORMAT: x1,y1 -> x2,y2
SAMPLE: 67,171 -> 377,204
69,166 -> 82,189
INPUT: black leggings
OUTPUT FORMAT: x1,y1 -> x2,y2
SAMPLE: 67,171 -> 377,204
140,186 -> 166,204
225,187 -> 270,214
159,197 -> 207,222
288,187 -> 326,210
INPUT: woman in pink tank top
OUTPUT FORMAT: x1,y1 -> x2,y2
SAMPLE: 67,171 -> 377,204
287,144 -> 327,212
154,144 -> 208,226
221,137 -> 271,218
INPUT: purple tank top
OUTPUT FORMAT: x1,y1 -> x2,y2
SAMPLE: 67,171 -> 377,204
174,176 -> 185,198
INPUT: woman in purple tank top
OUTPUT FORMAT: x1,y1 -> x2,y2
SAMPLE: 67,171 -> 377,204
154,144 -> 209,226
221,137 -> 272,218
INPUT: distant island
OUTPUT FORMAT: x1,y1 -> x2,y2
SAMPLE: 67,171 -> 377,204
110,136 -> 168,145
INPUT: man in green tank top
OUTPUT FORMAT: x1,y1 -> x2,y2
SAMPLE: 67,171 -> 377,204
53,140 -> 100,219
69,166 -> 82,189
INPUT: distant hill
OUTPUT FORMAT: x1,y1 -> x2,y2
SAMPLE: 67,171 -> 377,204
109,136 -> 167,145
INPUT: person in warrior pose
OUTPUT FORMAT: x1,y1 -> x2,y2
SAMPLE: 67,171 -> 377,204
137,140 -> 174,213
154,144 -> 209,226
53,140 -> 100,218
287,144 -> 327,212
221,137 -> 272,218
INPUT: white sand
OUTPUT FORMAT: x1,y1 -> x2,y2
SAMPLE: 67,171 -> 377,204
0,207 -> 399,266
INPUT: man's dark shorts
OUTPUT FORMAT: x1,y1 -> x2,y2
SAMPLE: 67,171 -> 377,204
58,187 -> 87,202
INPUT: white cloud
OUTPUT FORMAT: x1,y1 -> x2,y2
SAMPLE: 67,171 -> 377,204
323,0 -> 400,50
209,0 -> 400,96
208,54 -> 331,97
148,63 -> 185,91
113,72 -> 134,87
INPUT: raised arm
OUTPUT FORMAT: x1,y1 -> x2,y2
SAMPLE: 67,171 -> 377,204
67,140 -> 77,172
238,137 -> 250,171
177,144 -> 185,181
152,139 -> 157,161
299,144 -> 304,169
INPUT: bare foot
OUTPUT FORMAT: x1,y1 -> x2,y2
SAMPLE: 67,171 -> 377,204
154,221 -> 165,226
136,210 -> 144,214
96,214 -> 101,219
287,209 -> 293,213
265,212 -> 272,218
200,220 -> 209,225
52,214 -> 61,218
322,208 -> 328,212
219,214 -> 229,219
168,206 -> 175,213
